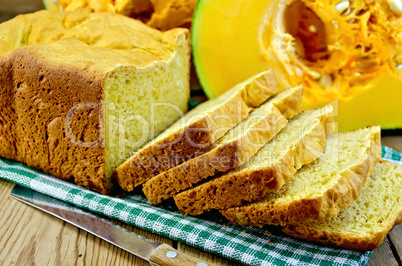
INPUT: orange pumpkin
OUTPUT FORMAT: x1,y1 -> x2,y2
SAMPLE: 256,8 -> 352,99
192,0 -> 402,132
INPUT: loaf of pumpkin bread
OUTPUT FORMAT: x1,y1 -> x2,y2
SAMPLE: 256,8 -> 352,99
0,8 -> 190,194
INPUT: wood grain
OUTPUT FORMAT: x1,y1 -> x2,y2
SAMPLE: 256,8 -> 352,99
388,226 -> 402,264
177,243 -> 240,266
367,236 -> 399,266
0,179 -> 171,266
150,244 -> 218,266
0,0 -> 44,13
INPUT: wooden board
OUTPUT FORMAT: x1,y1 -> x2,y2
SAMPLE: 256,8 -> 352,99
388,225 -> 402,264
0,179 -> 172,266
367,236 -> 399,266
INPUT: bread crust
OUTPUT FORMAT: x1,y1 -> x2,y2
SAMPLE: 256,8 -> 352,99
271,85 -> 303,120
0,55 -> 16,160
143,106 -> 288,204
221,126 -> 382,226
114,70 -> 279,191
175,117 -> 328,216
282,224 -> 385,251
0,47 -> 111,193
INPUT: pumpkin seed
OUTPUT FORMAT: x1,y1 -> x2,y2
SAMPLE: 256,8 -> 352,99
388,0 -> 402,15
320,74 -> 332,88
335,1 -> 350,13
295,67 -> 304,77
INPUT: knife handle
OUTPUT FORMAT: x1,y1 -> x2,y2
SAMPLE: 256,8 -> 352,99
150,243 -> 217,266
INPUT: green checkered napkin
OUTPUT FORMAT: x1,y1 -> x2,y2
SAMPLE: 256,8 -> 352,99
1,146 -> 400,266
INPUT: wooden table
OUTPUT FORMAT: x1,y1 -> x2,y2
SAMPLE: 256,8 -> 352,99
0,136 -> 400,265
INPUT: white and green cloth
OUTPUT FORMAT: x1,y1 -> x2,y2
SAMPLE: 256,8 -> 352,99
1,146 -> 401,266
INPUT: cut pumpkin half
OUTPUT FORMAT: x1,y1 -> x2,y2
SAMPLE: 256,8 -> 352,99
192,0 -> 402,131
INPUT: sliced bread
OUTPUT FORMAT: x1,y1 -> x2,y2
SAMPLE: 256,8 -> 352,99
221,126 -> 382,226
174,105 -> 335,215
283,160 -> 402,251
114,70 -> 279,191
143,86 -> 303,205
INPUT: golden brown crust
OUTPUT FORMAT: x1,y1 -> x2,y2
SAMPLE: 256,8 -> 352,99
221,126 -> 381,226
143,106 -> 288,205
0,9 -> 187,67
0,47 -> 111,194
114,70 -> 279,191
143,142 -> 239,205
0,56 -> 16,160
175,118 -> 328,216
396,210 -> 402,225
282,225 -> 385,251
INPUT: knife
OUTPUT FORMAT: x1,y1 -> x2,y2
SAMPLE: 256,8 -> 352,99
10,185 -> 213,266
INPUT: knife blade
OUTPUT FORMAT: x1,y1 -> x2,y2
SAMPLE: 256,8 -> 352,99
10,185 -> 214,266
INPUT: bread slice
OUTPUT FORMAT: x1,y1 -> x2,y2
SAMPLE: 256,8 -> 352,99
143,86 -> 303,205
221,126 -> 382,226
114,70 -> 279,191
283,160 -> 402,251
174,105 -> 335,215
0,9 -> 190,194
